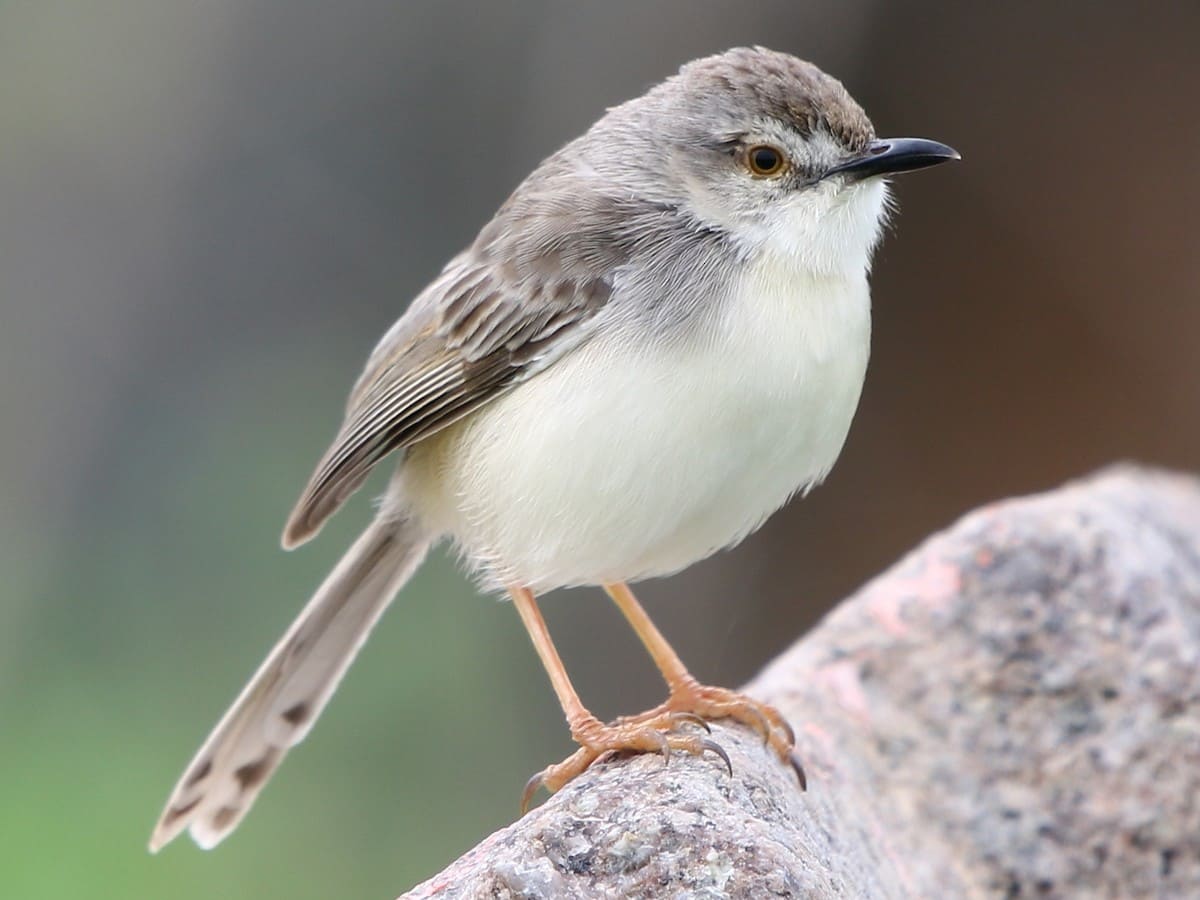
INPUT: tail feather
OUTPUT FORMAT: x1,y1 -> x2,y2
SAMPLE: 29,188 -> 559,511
149,515 -> 430,852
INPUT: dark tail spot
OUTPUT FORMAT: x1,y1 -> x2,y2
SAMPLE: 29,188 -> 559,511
281,701 -> 310,727
184,758 -> 213,789
211,805 -> 241,831
162,796 -> 202,826
234,757 -> 272,792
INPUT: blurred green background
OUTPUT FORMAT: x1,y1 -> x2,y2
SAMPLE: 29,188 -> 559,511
2,1 -> 1197,897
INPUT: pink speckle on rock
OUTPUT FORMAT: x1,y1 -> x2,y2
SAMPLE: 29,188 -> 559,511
863,553 -> 962,637
816,659 -> 871,726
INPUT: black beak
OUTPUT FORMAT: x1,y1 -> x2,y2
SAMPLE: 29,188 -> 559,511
826,137 -> 960,181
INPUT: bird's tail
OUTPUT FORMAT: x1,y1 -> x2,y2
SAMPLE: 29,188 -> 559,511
149,515 -> 430,852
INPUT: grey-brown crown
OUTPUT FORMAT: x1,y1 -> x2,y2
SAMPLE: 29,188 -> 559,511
665,47 -> 875,152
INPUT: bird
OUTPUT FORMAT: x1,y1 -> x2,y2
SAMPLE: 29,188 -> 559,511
150,45 -> 958,852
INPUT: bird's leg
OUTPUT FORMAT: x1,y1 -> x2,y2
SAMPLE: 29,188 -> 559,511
603,582 -> 800,771
509,586 -> 729,811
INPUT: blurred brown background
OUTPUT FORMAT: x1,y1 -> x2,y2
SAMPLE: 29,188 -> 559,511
2,1 -> 1196,897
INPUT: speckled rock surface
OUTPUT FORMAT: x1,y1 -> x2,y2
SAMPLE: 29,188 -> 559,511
403,467 -> 1200,899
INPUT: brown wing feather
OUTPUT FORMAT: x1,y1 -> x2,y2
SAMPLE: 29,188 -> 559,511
281,252 -> 612,548
278,136 -> 668,548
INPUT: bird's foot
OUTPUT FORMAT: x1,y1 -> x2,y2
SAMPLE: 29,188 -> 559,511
521,711 -> 730,813
521,684 -> 804,812
630,680 -> 797,763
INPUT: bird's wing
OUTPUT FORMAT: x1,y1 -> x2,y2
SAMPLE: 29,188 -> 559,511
282,251 -> 613,547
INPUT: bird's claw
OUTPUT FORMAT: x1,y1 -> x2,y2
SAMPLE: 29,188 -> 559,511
667,710 -> 711,733
519,687 -> 802,813
701,738 -> 733,776
520,771 -> 545,815
789,750 -> 808,791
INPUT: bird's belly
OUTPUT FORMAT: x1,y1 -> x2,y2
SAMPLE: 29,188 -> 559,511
402,273 -> 871,592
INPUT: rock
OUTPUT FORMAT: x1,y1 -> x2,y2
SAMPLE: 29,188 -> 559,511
402,466 -> 1200,898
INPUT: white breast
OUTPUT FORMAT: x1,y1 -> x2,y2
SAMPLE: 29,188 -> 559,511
401,258 -> 871,593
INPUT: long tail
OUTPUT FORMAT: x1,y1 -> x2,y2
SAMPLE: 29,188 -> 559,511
149,515 -> 430,851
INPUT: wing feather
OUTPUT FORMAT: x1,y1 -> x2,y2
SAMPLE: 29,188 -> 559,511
282,255 -> 612,548
277,141 -> 671,547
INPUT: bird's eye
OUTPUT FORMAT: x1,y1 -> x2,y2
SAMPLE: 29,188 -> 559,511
745,144 -> 786,177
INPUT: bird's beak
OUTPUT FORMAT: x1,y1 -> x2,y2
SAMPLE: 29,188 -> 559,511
826,137 -> 960,181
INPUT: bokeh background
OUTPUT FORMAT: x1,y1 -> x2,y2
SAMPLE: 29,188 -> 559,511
2,1 -> 1197,897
